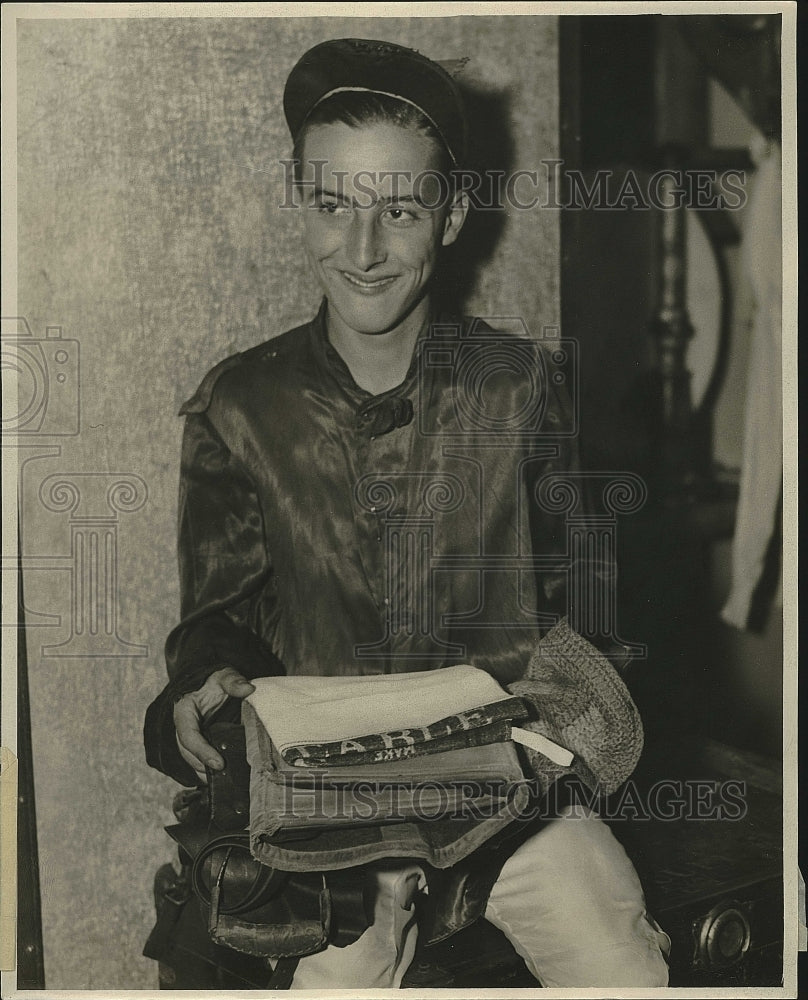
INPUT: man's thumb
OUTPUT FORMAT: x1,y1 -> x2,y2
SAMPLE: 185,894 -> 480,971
220,671 -> 256,698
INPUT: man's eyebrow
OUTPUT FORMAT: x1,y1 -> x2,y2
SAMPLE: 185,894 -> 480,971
383,194 -> 421,205
311,187 -> 351,203
310,187 -> 430,208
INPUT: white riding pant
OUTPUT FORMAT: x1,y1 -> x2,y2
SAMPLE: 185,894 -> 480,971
290,804 -> 671,989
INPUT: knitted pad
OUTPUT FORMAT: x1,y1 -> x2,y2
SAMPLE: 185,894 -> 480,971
507,619 -> 643,795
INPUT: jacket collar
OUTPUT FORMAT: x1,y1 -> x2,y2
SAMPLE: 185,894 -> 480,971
308,297 -> 443,406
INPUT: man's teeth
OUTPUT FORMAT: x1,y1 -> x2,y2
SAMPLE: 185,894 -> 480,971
342,273 -> 395,288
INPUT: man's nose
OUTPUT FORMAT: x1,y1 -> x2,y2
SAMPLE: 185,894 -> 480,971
346,213 -> 387,271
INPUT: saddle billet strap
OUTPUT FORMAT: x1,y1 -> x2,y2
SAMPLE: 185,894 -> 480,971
205,720 -> 251,832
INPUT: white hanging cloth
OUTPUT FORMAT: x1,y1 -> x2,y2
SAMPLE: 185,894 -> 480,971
721,137 -> 783,630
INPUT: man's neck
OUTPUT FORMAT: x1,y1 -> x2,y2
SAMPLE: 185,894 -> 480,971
326,301 -> 430,397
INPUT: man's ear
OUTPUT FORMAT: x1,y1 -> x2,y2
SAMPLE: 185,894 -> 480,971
441,190 -> 469,247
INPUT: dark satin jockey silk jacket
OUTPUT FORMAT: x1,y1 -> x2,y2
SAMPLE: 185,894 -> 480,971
144,300 -> 580,937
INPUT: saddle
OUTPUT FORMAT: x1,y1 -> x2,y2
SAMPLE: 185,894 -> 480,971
143,715 -> 374,986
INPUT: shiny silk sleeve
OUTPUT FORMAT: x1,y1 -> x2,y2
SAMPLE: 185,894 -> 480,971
144,409 -> 284,785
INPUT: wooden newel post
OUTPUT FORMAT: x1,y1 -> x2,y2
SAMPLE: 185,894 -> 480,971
650,149 -> 696,494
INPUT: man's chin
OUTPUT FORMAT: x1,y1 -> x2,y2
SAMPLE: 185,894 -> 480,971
330,301 -> 409,338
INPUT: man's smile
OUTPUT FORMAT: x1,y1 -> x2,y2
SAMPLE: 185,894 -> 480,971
338,270 -> 399,293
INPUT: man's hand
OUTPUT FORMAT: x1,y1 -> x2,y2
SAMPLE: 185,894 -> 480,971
173,667 -> 256,778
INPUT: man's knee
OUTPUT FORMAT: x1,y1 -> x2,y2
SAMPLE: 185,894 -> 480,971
485,807 -> 670,987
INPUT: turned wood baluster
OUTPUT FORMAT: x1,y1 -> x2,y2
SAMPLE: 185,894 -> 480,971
650,155 -> 696,491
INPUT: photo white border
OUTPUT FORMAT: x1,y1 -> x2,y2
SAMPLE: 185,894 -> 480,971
0,2 -> 798,998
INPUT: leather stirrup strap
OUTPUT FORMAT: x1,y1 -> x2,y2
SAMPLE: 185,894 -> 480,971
267,956 -> 300,989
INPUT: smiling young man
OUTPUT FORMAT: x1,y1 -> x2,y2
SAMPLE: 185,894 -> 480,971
144,38 -> 670,988
297,118 -> 466,394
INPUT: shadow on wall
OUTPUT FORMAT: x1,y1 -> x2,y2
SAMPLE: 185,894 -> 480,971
435,81 -> 514,314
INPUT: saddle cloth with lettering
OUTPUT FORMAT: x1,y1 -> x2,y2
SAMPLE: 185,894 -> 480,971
248,666 -> 517,760
242,668 -> 534,872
